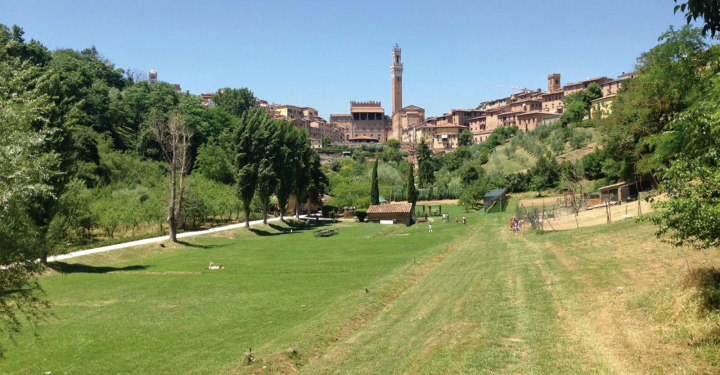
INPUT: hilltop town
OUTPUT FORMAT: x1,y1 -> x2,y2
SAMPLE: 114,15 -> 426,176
184,44 -> 635,155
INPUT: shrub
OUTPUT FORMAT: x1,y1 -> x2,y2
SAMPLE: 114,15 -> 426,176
355,208 -> 368,222
321,205 -> 337,218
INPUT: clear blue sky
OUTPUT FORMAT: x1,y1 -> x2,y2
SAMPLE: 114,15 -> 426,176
1,0 -> 692,118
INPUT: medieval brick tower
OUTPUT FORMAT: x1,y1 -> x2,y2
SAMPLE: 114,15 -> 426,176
391,44 -> 403,115
548,73 -> 560,92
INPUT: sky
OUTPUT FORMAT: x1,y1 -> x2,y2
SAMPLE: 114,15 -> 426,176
1,0 -> 695,118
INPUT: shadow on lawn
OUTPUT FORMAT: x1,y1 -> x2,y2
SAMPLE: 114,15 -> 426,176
49,262 -> 150,274
249,220 -> 334,236
175,240 -> 224,249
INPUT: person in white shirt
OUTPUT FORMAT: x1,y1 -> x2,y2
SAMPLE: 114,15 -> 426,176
208,262 -> 224,270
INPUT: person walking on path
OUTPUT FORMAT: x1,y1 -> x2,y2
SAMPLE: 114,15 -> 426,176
428,223 -> 433,233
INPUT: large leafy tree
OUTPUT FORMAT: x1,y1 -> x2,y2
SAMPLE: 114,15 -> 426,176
0,44 -> 59,355
275,120 -> 301,219
600,25 -> 706,183
458,130 -> 473,146
212,87 -> 255,118
255,119 -> 281,224
234,109 -> 267,227
674,0 -> 720,37
646,40 -> 720,248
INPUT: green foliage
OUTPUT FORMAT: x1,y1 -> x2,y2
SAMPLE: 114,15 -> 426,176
194,142 -> 234,185
321,205 -> 338,218
370,159 -> 380,205
406,167 -> 417,207
674,0 -> 720,37
354,208 -> 368,222
386,138 -> 401,149
528,156 -> 560,195
458,130 -> 473,146
212,87 -> 255,118
600,25 -> 706,183
417,138 -> 436,187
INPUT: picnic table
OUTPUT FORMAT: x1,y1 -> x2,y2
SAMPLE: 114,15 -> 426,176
314,228 -> 339,237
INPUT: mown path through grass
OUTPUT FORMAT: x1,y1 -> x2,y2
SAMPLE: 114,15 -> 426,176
301,204 -> 603,374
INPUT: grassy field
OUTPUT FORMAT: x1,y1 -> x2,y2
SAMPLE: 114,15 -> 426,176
3,203 -> 720,374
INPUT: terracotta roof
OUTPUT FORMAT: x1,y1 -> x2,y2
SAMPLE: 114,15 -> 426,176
367,202 -> 412,214
435,124 -> 468,128
591,94 -> 617,103
348,135 -> 379,141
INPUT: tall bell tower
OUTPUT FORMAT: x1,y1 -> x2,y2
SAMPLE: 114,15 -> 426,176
391,44 -> 403,115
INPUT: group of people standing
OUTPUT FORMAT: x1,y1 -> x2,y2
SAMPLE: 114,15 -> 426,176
430,213 -> 467,232
441,213 -> 466,225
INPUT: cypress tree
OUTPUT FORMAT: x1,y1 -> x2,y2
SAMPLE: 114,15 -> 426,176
370,159 -> 380,205
407,166 -> 417,210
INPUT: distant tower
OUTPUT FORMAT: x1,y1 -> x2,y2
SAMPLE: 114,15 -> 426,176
548,73 -> 560,92
391,44 -> 403,115
149,68 -> 157,84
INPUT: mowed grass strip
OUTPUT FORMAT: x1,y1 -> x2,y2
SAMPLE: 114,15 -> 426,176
301,202 -> 720,374
301,203 -> 592,374
0,207 -> 473,374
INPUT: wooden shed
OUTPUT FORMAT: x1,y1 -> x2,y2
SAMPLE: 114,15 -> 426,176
367,202 -> 413,226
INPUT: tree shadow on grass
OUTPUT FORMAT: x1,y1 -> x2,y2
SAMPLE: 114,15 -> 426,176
250,221 -> 334,236
175,240 -> 222,249
48,262 -> 150,274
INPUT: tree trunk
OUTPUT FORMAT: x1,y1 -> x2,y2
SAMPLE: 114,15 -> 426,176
244,199 -> 251,228
262,196 -> 269,224
169,164 -> 178,242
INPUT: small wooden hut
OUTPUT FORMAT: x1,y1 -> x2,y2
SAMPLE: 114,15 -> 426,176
367,202 -> 413,226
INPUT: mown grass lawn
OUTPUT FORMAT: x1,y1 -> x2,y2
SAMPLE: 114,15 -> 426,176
1,206 -> 476,374
4,203 -> 720,374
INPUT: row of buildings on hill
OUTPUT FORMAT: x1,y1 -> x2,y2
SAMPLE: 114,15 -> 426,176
156,43 -> 635,152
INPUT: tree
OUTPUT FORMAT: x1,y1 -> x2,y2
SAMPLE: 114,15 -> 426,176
529,156 -> 559,196
674,0 -> 720,37
417,138 -> 435,187
292,131 -> 313,219
370,159 -> 380,205
406,166 -> 417,210
194,142 -> 234,185
275,120 -> 300,220
322,134 -> 331,147
458,130 -> 473,146
234,109 -> 266,227
151,111 -> 193,242
255,119 -> 281,224
212,87 -> 255,118
386,138 -> 401,150
600,25 -> 706,183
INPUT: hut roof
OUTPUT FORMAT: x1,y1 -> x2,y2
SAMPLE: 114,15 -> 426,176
367,202 -> 412,214
483,189 -> 507,200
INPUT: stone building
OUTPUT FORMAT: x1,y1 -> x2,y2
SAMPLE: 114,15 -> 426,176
330,101 -> 390,143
